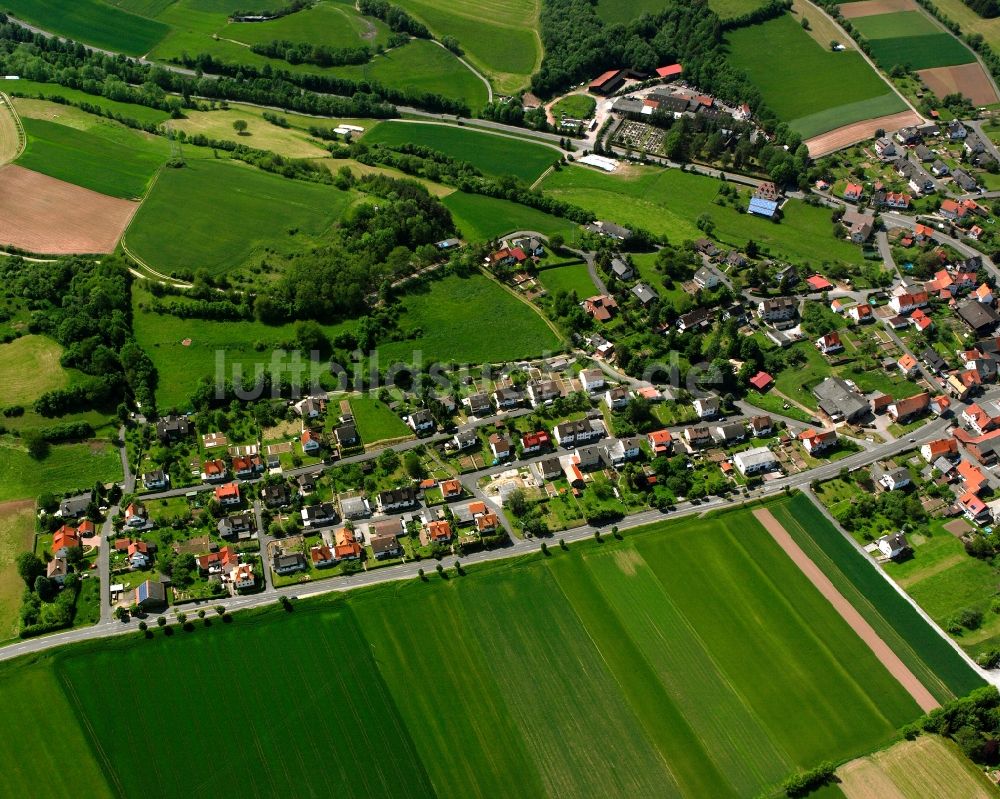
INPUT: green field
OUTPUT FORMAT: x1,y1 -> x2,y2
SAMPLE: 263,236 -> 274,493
0,500 -> 946,797
536,261 -> 598,296
9,80 -> 171,126
926,0 -> 1000,56
0,335 -> 70,406
392,0 -> 541,92
542,164 -> 868,268
349,395 -> 412,443
866,33 -> 976,70
132,282 -> 353,409
851,10 -> 942,39
442,191 -> 580,242
378,272 -> 564,364
0,500 -> 34,642
365,122 -> 559,183
0,0 -> 169,56
0,438 -> 122,503
225,1 -> 393,49
124,159 -> 352,277
769,494 -> 983,699
550,94 -> 596,120
15,116 -> 169,199
728,13 -> 907,137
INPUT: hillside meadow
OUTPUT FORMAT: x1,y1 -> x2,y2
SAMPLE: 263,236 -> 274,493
442,191 -> 580,242
123,158 -> 353,278
0,499 -> 952,798
0,438 -> 122,504
542,164 -> 868,268
727,13 -> 907,137
15,114 -> 169,199
364,121 -> 559,183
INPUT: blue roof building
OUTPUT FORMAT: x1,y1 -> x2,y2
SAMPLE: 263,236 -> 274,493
747,197 -> 779,218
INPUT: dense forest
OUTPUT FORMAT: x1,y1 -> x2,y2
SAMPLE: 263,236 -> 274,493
0,257 -> 156,414
962,0 -> 1000,18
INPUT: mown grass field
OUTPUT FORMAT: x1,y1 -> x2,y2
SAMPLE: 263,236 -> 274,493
727,13 -> 907,137
550,94 -> 596,120
15,116 -> 169,199
0,500 -> 34,642
225,0 -> 393,49
926,0 -> 1000,54
124,159 -> 352,277
837,735 -> 1000,799
442,191 -> 580,242
536,261 -> 598,296
0,500 -> 942,798
349,395 -> 412,443
392,0 -> 541,92
0,0 -> 169,56
164,105 -> 334,159
378,272 -> 564,364
768,493 -> 983,699
0,438 -> 122,503
851,9 -> 942,39
365,122 -> 559,183
542,164 -> 868,268
0,335 -> 69,406
9,80 -> 171,125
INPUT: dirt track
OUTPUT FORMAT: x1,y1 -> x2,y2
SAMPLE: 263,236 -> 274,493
805,110 -> 923,157
0,164 -> 137,254
752,508 -> 940,713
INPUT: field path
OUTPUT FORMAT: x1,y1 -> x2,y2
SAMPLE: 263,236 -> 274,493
430,40 -> 493,103
752,507 -> 940,713
0,91 -> 25,165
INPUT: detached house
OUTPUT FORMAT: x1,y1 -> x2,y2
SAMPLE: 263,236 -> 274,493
800,428 -> 837,455
376,487 -> 418,514
527,380 -> 561,406
815,332 -> 843,355
553,419 -> 605,447
693,396 -> 720,419
214,482 -> 241,507
757,297 -> 797,323
888,291 -> 928,314
407,410 -> 435,436
964,401 -> 1000,435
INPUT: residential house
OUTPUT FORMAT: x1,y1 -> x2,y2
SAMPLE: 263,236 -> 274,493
610,257 -> 634,281
677,306 -> 714,332
757,297 -> 797,323
335,423 -> 359,448
693,396 -> 720,419
369,520 -> 402,559
301,430 -> 323,454
963,401 -> 1000,435
293,396 -> 325,418
975,284 -> 994,305
605,386 -> 629,409
339,495 -> 370,520
579,368 -> 606,393
232,455 -> 263,479
421,519 -> 453,546
301,501 -> 338,528
843,182 -> 863,201
749,371 -> 773,391
57,492 -> 92,519
960,491 -> 990,522
897,353 -> 920,377
201,459 -> 228,483
813,377 -> 869,423
585,220 -> 632,241
888,291 -> 928,314
948,119 -> 967,140
527,380 -> 561,406
156,415 -> 191,443
310,545 -> 337,568
142,469 -> 169,490
52,525 -> 80,558
957,301 -> 1000,334
574,445 -> 604,471
231,562 -> 255,591
931,159 -> 950,177
684,426 -> 712,448
406,409 -> 435,436
749,415 -> 774,437
214,482 -> 241,507
493,386 -> 522,409
520,430 -> 551,455
921,438 -> 958,463
273,552 -> 307,575
537,457 -> 562,481
953,168 -> 979,193
733,447 -> 777,477
848,304 -> 873,324
694,266 -> 720,289
127,541 -> 151,569
603,437 -> 642,468
815,332 -> 844,355
260,481 -> 291,508
46,557 -> 68,585
489,433 -> 513,461
582,294 -> 618,322
134,580 -> 167,611
876,532 -> 909,559
217,512 -> 255,540
632,282 -> 659,307
464,393 -> 492,417
915,144 -> 933,162
376,486 -> 418,513
296,473 -> 316,496
895,126 -> 921,145
874,137 -> 896,159
123,503 -> 148,529
888,392 -> 930,423
332,527 -> 363,561
800,428 -> 837,455
553,419 -> 605,447
647,429 -> 673,455
878,467 -> 911,491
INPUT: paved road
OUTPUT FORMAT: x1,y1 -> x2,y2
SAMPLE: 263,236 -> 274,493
252,499 -> 273,592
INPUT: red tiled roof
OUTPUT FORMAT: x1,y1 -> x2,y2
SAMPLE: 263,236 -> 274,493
655,63 -> 683,78
749,371 -> 773,390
